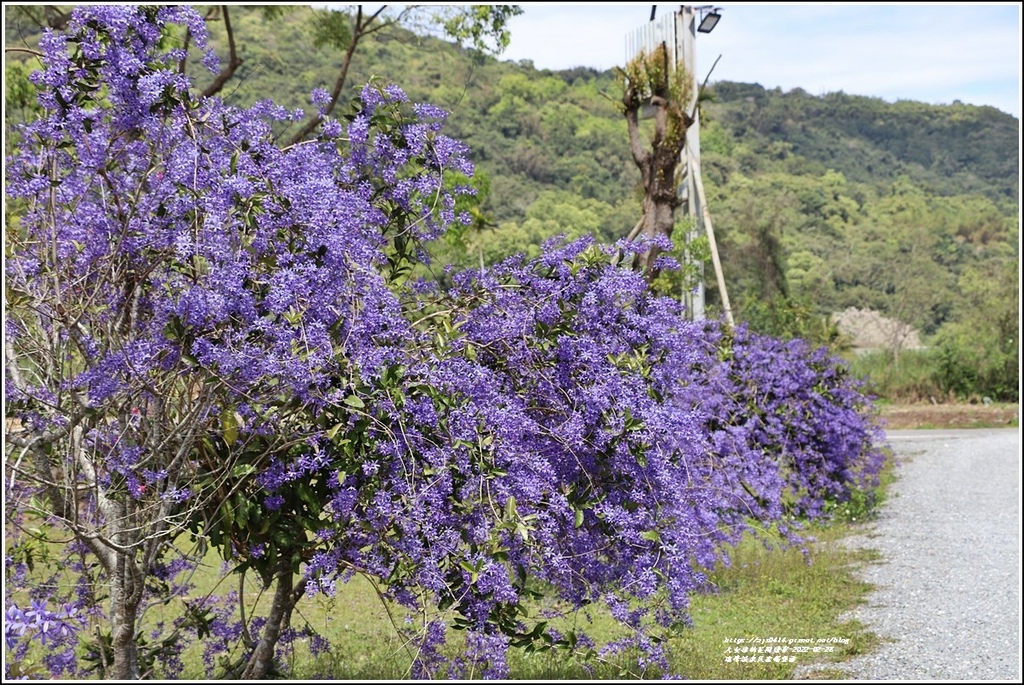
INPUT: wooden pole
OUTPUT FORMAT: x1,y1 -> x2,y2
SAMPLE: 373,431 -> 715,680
692,159 -> 734,326
678,5 -> 733,325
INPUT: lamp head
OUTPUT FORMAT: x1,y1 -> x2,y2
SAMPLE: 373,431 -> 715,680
697,8 -> 721,33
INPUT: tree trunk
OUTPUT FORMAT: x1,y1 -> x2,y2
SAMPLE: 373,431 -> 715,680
200,6 -> 243,99
620,45 -> 692,280
286,6 -> 386,146
109,559 -> 142,680
633,180 -> 681,277
111,500 -> 148,680
32,437 -> 144,679
239,560 -> 297,679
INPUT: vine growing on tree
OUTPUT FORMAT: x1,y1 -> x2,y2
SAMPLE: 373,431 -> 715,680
617,43 -> 694,279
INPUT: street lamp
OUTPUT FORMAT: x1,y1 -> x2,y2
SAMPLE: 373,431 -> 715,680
697,7 -> 721,33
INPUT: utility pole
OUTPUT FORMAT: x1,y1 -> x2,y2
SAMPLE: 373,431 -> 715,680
678,5 -> 705,320
626,6 -> 734,326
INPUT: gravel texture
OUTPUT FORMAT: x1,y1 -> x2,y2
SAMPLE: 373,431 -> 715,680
799,428 -> 1021,680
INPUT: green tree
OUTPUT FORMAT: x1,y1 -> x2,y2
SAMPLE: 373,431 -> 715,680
842,182 -> 956,357
470,190 -> 615,264
933,259 -> 1020,400
281,4 -> 522,144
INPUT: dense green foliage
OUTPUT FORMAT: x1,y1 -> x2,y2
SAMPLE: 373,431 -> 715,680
708,82 -> 1018,202
5,5 -> 1017,400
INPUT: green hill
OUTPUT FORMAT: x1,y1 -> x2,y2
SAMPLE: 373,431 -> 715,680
5,5 -> 1019,392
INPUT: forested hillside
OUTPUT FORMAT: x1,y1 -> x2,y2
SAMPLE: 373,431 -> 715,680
5,5 -> 1018,399
708,82 -> 1018,202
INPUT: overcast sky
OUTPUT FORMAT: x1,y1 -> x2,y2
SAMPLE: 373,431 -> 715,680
497,2 -> 1022,118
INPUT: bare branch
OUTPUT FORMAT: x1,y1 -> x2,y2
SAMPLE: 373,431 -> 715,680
201,6 -> 243,98
689,54 -> 722,122
4,46 -> 45,58
287,5 -> 391,146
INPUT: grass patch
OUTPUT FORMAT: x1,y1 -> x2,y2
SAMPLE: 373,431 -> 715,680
8,459 -> 897,680
668,524 -> 883,679
278,520 -> 888,679
7,516 -> 891,680
847,349 -> 942,403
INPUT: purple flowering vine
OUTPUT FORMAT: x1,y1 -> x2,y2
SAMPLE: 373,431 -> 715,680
4,5 -> 887,681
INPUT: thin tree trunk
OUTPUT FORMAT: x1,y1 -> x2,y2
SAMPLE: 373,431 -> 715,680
109,496 -> 146,680
29,425 -> 145,679
287,6 -> 385,146
109,558 -> 142,680
239,561 -> 294,679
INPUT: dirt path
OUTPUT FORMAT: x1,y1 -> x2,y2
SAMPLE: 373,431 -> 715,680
878,403 -> 1019,429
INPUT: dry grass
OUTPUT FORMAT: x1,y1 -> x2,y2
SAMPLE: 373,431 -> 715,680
878,402 -> 1019,429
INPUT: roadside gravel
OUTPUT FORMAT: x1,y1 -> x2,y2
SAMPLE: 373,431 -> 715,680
799,428 -> 1021,680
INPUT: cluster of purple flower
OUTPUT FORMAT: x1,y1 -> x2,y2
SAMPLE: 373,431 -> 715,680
4,600 -> 80,678
310,236 -> 886,675
3,5 -> 887,679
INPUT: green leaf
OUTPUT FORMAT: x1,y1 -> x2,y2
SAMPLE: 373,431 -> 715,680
311,8 -> 353,51
222,410 -> 239,445
221,500 -> 234,526
297,481 -> 320,514
504,495 -> 516,520
232,463 -> 256,478
325,423 -> 346,441
234,495 -> 250,527
344,394 -> 365,410
459,559 -> 481,584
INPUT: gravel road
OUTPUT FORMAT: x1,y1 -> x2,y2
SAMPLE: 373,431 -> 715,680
802,428 -> 1021,680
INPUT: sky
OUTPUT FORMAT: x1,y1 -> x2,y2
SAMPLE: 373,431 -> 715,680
497,2 -> 1022,119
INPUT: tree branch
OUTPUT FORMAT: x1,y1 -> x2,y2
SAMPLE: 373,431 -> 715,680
689,54 -> 722,122
287,6 -> 390,146
623,101 -> 650,170
4,46 -> 45,58
201,6 -> 243,99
